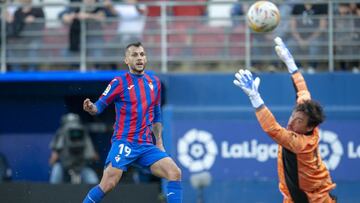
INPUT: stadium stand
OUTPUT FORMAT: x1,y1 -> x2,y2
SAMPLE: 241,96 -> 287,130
0,1 -> 359,72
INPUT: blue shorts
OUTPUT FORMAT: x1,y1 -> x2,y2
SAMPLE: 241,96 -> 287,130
105,140 -> 169,171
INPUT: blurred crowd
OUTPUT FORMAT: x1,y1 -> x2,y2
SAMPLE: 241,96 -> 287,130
231,0 -> 360,73
0,0 -> 359,73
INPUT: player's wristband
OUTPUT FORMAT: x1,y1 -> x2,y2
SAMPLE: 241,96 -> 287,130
249,94 -> 264,109
286,61 -> 298,74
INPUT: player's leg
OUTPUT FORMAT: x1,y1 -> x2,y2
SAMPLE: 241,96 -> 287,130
150,157 -> 181,181
150,157 -> 182,203
136,145 -> 182,203
83,140 -> 136,203
83,164 -> 123,203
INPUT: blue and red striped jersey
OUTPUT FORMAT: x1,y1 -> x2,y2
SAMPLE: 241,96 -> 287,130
94,71 -> 162,144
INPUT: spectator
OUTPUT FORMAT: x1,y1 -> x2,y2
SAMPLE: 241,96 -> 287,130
349,2 -> 359,15
230,0 -> 244,26
104,0 -> 147,45
351,3 -> 360,72
59,0 -> 106,69
0,2 -> 15,45
98,0 -> 147,69
49,113 -> 99,184
7,0 -> 45,71
334,3 -> 357,71
288,2 -> 327,73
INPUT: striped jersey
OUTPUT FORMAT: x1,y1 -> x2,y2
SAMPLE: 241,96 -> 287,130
95,71 -> 162,144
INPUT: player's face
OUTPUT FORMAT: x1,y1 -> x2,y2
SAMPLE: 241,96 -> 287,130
124,46 -> 147,75
287,110 -> 314,134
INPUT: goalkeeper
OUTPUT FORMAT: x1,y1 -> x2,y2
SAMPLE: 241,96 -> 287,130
233,37 -> 336,203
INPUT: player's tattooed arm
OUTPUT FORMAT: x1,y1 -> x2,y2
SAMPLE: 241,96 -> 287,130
153,122 -> 165,152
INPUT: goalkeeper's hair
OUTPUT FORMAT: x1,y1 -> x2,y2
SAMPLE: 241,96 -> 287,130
295,100 -> 325,128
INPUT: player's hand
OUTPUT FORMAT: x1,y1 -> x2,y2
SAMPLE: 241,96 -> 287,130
274,37 -> 298,74
233,69 -> 264,108
83,98 -> 98,115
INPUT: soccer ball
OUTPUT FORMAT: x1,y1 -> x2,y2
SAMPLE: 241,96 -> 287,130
247,1 -> 280,33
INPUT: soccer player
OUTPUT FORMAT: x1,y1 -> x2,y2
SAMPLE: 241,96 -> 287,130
233,37 -> 336,203
82,42 -> 182,203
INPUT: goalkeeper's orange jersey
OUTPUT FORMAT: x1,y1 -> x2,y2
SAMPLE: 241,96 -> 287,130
255,72 -> 336,203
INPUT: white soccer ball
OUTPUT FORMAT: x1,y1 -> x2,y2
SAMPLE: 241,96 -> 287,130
247,1 -> 280,33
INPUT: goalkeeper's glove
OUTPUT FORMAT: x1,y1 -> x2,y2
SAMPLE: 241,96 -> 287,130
274,37 -> 298,74
233,69 -> 264,108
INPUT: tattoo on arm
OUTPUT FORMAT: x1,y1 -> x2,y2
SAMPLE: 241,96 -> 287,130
152,122 -> 163,141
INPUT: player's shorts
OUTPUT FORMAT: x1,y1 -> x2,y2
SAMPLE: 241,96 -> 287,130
104,139 -> 169,171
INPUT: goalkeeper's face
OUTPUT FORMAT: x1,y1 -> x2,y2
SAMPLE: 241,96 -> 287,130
287,110 -> 314,135
125,45 -> 147,74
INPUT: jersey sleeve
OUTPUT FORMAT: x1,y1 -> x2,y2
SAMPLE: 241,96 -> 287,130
292,71 -> 311,104
255,106 -> 317,154
95,77 -> 123,115
153,77 -> 162,123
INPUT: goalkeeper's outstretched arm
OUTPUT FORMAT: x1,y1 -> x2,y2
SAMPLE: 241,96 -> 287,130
274,37 -> 311,103
233,69 -> 313,152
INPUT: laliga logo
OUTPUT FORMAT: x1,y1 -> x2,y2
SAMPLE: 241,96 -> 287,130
319,129 -> 344,170
177,129 -> 218,172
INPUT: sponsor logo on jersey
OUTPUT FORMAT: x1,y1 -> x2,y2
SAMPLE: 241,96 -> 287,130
102,84 -> 111,96
115,155 -> 121,162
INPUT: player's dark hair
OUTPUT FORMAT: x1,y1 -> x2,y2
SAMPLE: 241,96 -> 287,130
125,42 -> 143,56
126,42 -> 143,50
295,100 -> 325,128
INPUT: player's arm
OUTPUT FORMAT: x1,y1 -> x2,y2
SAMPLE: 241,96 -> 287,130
83,78 -> 122,116
274,37 -> 311,103
233,70 -> 314,153
291,71 -> 311,104
153,122 -> 165,152
152,110 -> 164,151
255,106 -> 315,153
152,80 -> 165,151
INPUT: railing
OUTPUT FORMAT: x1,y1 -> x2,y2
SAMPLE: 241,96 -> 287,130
0,0 -> 359,73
